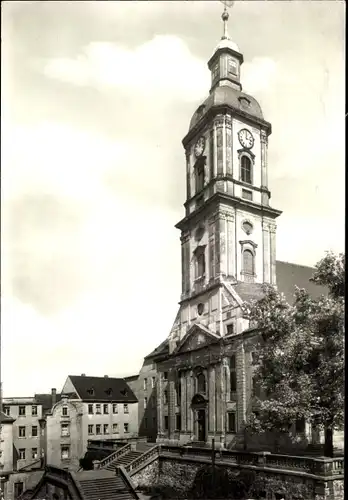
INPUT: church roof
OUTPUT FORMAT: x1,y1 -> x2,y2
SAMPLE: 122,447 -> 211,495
276,260 -> 327,304
67,375 -> 138,403
188,85 -> 265,133
144,338 -> 169,359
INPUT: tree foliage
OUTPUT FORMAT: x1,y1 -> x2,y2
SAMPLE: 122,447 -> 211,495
246,252 -> 344,456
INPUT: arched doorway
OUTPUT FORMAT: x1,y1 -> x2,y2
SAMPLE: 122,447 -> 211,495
191,393 -> 208,443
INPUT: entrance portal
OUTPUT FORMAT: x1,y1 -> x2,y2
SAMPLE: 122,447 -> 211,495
197,409 -> 206,442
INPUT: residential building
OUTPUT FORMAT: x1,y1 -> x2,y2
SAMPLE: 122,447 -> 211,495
2,389 -> 60,470
46,375 -> 138,470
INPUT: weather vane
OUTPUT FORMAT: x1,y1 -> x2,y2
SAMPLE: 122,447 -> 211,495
219,0 -> 234,40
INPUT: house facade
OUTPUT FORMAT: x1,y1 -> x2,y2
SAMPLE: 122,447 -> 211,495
45,375 -> 138,470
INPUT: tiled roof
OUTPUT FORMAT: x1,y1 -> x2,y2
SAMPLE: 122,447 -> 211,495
68,376 -> 138,403
276,260 -> 327,304
144,338 -> 169,359
234,261 -> 327,305
0,411 -> 15,423
34,393 -> 62,411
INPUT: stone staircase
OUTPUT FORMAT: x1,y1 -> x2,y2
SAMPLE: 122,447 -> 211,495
78,473 -> 135,500
104,450 -> 143,471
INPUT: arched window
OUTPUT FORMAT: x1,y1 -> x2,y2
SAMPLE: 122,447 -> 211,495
243,249 -> 254,275
241,155 -> 252,184
196,163 -> 205,193
197,373 -> 206,393
194,246 -> 206,279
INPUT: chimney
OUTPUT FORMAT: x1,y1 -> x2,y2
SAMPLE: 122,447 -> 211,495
81,373 -> 86,377
51,388 -> 57,406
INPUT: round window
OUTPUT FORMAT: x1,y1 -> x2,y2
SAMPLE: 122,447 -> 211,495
197,303 -> 204,316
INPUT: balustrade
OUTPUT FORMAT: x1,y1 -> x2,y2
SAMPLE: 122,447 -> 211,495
99,443 -> 131,468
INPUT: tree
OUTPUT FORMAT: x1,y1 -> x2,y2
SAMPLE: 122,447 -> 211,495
245,252 -> 344,457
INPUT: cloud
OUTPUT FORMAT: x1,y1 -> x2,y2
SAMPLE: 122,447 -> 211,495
242,57 -> 278,94
42,36 -> 210,102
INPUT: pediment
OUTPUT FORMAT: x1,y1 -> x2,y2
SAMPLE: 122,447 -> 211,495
174,324 -> 219,355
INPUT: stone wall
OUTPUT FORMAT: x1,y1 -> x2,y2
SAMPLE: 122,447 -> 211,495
131,454 -> 344,500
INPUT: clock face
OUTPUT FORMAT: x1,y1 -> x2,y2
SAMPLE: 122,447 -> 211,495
194,136 -> 206,158
238,128 -> 254,149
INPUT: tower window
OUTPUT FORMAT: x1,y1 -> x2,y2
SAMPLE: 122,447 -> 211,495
241,155 -> 252,184
196,163 -> 205,193
194,246 -> 206,279
212,63 -> 219,81
228,58 -> 238,76
243,249 -> 254,275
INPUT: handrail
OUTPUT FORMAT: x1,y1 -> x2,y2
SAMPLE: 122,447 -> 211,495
99,443 -> 131,468
17,458 -> 43,472
124,445 -> 160,473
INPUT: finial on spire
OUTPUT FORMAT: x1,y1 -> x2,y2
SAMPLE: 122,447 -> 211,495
220,0 -> 234,40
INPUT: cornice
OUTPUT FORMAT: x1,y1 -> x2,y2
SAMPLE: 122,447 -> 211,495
176,192 -> 282,231
183,104 -> 272,148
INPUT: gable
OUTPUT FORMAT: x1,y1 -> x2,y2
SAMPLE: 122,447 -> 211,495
174,324 -> 219,354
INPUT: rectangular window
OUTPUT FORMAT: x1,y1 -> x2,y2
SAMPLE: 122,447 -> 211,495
31,426 -> 38,437
151,377 -> 156,389
226,323 -> 234,335
19,449 -> 26,459
196,163 -> 205,193
228,58 -> 238,76
144,397 -> 147,409
88,404 -> 94,415
295,418 -> 306,434
3,406 -> 10,416
19,426 -> 26,438
251,351 -> 257,364
113,404 -> 118,414
164,416 -> 169,430
230,355 -> 236,370
19,406 -> 26,416
61,446 -> 70,460
112,423 -> 118,433
96,424 -> 101,435
62,406 -> 68,416
103,404 -> 109,414
124,423 -> 129,433
14,482 -> 24,499
32,448 -> 38,459
163,372 -> 168,381
31,406 -> 38,416
143,378 -> 147,390
228,412 -> 236,433
123,404 -> 129,414
96,404 -> 101,414
61,423 -> 70,437
230,372 -> 237,393
103,424 -> 109,435
144,418 -> 148,430
163,390 -> 168,405
176,414 -> 182,431
242,189 -> 253,201
88,425 -> 94,435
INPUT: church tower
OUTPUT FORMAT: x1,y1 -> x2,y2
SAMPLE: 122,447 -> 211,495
169,5 -> 282,350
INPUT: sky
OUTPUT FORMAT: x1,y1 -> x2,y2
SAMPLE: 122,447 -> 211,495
1,0 -> 345,397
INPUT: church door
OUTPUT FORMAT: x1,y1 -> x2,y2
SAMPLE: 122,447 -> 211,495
197,409 -> 206,442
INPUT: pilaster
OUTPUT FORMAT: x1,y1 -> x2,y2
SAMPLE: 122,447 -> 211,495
215,363 -> 223,433
262,221 -> 270,284
208,365 -> 216,433
269,223 -> 277,285
186,371 -> 194,434
208,216 -> 216,281
157,373 -> 164,437
216,116 -> 224,177
225,115 -> 232,176
236,342 -> 247,429
168,372 -> 176,438
181,371 -> 187,432
226,211 -> 235,278
185,150 -> 191,200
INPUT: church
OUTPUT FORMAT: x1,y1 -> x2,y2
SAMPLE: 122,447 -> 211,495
125,7 -> 327,451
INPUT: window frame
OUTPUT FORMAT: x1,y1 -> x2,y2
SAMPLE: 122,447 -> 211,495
112,403 -> 118,414
103,403 -> 109,415
32,448 -> 38,459
31,405 -> 38,416
227,411 -> 237,433
18,449 -> 26,460
61,423 -> 70,437
103,424 -> 109,435
88,404 -> 94,415
95,404 -> 101,414
124,423 -> 129,433
19,426 -> 26,438
31,426 -> 38,437
123,403 -> 129,414
88,425 -> 94,435
96,424 -> 101,435
19,406 -> 26,416
61,446 -> 70,460
240,154 -> 253,185
62,406 -> 68,417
